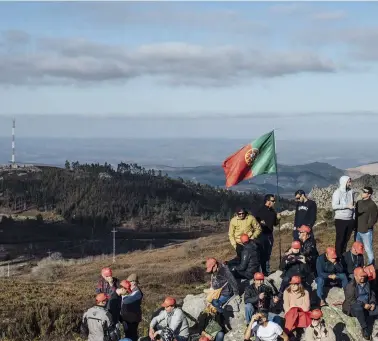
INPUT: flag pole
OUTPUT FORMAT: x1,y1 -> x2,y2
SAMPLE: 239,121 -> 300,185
272,129 -> 282,263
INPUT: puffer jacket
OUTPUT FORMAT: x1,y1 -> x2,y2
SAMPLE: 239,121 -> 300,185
228,214 -> 261,249
301,238 -> 319,272
234,241 -> 260,279
150,307 -> 189,339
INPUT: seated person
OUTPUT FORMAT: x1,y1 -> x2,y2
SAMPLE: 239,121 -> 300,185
298,225 -> 319,273
229,233 -> 260,280
197,304 -> 226,341
342,241 -> 365,279
342,267 -> 378,340
205,257 -> 240,313
244,309 -> 289,341
278,241 -> 311,295
283,276 -> 311,338
244,272 -> 280,324
304,309 -> 336,341
316,247 -> 348,307
149,297 -> 189,341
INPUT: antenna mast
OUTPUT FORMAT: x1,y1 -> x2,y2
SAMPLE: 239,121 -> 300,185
11,119 -> 15,167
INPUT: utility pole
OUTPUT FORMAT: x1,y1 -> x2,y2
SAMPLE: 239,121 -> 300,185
47,250 -> 52,258
7,262 -> 10,277
111,228 -> 117,263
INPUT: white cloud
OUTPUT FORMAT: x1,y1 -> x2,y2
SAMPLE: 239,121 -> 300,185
312,10 -> 347,21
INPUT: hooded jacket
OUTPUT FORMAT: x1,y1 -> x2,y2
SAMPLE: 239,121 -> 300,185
82,305 -> 118,341
228,214 -> 262,249
332,176 -> 355,220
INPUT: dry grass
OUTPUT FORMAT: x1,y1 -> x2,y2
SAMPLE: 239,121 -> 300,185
1,222 -> 376,341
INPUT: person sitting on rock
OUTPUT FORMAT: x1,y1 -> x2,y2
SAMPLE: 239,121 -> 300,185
244,309 -> 289,341
278,241 -> 311,296
149,297 -> 189,341
342,241 -> 365,279
283,276 -> 311,338
316,247 -> 348,307
244,272 -> 280,325
205,257 -> 240,313
342,267 -> 378,340
197,303 -> 226,341
298,225 -> 319,274
304,309 -> 336,341
228,208 -> 262,258
229,233 -> 260,280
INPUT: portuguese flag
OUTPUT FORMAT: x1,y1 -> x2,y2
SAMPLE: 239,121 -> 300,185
222,130 -> 277,188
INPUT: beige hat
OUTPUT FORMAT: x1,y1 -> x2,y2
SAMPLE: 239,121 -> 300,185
127,273 -> 138,282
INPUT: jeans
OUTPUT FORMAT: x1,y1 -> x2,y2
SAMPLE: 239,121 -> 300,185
260,233 -> 274,275
215,331 -> 225,341
350,302 -> 378,329
356,229 -> 375,265
335,219 -> 355,258
245,303 -> 281,325
293,228 -> 300,241
316,274 -> 348,300
123,321 -> 139,341
212,295 -> 230,313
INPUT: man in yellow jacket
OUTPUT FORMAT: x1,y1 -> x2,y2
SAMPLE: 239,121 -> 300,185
229,208 -> 262,258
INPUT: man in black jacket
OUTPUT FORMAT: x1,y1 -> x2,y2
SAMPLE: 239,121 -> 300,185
255,194 -> 280,276
293,190 -> 317,241
342,241 -> 365,279
206,257 -> 240,313
298,225 -> 319,274
244,272 -> 280,324
108,279 -> 131,332
278,241 -> 311,295
229,234 -> 260,280
342,267 -> 378,340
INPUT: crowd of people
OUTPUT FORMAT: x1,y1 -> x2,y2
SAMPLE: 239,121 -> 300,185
80,176 -> 378,341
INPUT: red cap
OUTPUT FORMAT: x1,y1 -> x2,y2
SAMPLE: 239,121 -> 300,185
120,280 -> 132,292
291,241 -> 301,249
354,267 -> 368,278
352,241 -> 364,255
161,296 -> 176,307
254,272 -> 265,280
101,267 -> 112,277
310,309 -> 323,320
206,258 -> 217,273
96,293 -> 109,303
298,225 -> 311,233
240,234 -> 250,244
290,275 -> 302,284
326,247 -> 337,259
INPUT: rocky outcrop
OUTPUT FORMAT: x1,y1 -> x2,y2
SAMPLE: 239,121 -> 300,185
182,271 -> 378,341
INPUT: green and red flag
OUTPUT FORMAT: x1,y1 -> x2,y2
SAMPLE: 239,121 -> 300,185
222,130 -> 277,188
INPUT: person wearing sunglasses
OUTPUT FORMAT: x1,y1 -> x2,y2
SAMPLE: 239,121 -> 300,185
228,208 -> 261,259
293,190 -> 317,241
355,186 -> 378,266
304,309 -> 336,341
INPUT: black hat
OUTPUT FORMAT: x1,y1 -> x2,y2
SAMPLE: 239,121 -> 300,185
363,186 -> 373,195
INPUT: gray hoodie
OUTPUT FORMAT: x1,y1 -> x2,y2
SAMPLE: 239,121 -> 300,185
150,307 -> 189,339
332,176 -> 355,220
82,305 -> 113,341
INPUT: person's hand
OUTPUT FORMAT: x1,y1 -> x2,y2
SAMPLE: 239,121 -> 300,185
348,204 -> 355,209
273,296 -> 280,304
259,292 -> 265,300
149,328 -> 155,340
261,220 -> 266,225
370,304 -> 376,311
364,303 -> 371,310
277,213 -> 281,220
328,274 -> 336,280
252,313 -> 261,321
299,255 -> 306,263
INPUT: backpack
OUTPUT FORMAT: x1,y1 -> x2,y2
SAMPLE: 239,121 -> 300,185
204,317 -> 222,339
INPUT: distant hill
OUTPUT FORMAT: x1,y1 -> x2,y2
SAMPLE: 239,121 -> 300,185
346,162 -> 378,179
161,162 -> 345,198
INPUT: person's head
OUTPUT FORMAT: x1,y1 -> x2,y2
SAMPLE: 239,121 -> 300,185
257,309 -> 269,325
127,273 -> 138,289
205,257 -> 218,274
161,296 -> 176,313
362,186 -> 373,200
240,233 -> 250,245
298,225 -> 311,241
264,194 -> 276,208
294,190 -> 306,202
95,293 -> 109,307
236,208 -> 247,219
354,267 -> 369,284
340,176 -> 352,190
310,309 -> 323,327
288,276 -> 305,296
101,267 -> 113,281
254,272 -> 264,287
351,241 -> 364,256
291,241 -> 301,254
326,247 -> 338,263
117,280 -> 132,296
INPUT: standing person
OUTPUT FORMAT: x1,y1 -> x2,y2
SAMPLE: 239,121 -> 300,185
332,176 -> 355,258
255,194 -> 280,275
81,293 -> 120,341
121,274 -> 143,341
96,267 -> 119,296
293,190 -> 317,241
355,186 -> 378,266
108,280 -> 131,332
228,208 -> 261,258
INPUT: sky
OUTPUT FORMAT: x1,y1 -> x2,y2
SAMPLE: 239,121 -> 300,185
0,1 -> 378,139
